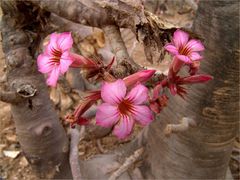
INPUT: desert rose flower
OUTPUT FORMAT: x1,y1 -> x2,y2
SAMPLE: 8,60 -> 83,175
165,29 -> 205,73
66,70 -> 156,127
37,32 -> 74,87
96,80 -> 153,139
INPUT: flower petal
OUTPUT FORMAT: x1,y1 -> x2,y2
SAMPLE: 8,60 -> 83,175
132,105 -> 153,126
185,39 -> 205,52
126,84 -> 148,105
172,56 -> 184,73
46,66 -> 60,87
96,103 -> 119,128
59,51 -> 74,74
164,44 -> 179,55
101,79 -> 126,105
37,53 -> 54,73
169,84 -> 177,95
173,30 -> 189,48
176,55 -> 191,63
57,32 -> 73,51
123,70 -> 156,88
181,74 -> 213,84
113,115 -> 134,139
45,33 -> 60,55
189,52 -> 203,61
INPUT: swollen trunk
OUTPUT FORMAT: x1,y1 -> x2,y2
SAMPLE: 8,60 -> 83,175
144,1 -> 239,179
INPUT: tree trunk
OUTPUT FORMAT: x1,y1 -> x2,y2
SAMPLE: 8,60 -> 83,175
144,1 -> 239,179
0,1 -> 71,178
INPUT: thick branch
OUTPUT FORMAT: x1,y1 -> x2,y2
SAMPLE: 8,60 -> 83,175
103,25 -> 135,65
103,25 -> 140,77
1,1 -> 71,178
145,1 -> 239,179
0,90 -> 21,103
30,0 -> 177,63
30,0 -> 113,27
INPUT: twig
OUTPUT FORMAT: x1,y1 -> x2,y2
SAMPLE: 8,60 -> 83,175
164,117 -> 197,136
69,127 -> 85,180
108,147 -> 144,180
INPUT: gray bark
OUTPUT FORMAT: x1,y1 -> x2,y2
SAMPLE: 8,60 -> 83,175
0,1 -> 71,178
144,1 -> 239,179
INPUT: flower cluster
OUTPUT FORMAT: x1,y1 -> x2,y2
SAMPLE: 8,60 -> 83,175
37,30 -> 212,139
149,29 -> 213,113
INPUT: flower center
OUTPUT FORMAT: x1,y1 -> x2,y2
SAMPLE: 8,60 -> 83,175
118,99 -> 134,115
179,45 -> 191,56
51,47 -> 62,63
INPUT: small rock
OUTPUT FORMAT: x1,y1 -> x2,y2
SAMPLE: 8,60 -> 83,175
19,156 -> 29,167
3,150 -> 20,158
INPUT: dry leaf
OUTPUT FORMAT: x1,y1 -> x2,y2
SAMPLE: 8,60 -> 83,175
3,150 -> 20,158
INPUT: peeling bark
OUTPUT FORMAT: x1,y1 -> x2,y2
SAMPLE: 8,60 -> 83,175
0,1 -> 71,178
29,0 -> 177,65
144,1 -> 239,179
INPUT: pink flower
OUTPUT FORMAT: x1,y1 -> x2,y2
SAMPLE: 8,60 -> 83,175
37,32 -> 74,87
164,29 -> 205,64
96,80 -> 153,139
66,70 -> 155,128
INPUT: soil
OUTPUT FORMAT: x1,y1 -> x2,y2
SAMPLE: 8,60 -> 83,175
0,2 -> 239,180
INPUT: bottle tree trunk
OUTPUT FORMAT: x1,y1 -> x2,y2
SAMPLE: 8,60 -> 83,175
144,1 -> 239,179
0,1 -> 71,178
